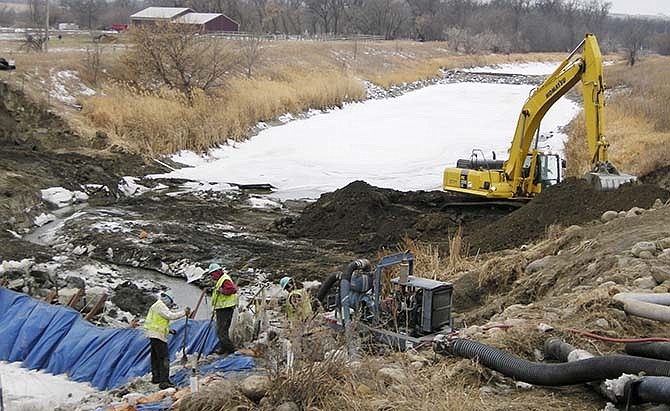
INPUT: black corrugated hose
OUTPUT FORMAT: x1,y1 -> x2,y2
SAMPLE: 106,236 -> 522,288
625,377 -> 670,405
316,272 -> 340,304
625,342 -> 670,362
444,338 -> 670,386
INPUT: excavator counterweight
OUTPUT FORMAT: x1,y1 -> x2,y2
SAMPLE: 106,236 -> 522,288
443,33 -> 636,199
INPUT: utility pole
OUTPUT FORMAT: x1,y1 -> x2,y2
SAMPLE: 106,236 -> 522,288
44,0 -> 49,52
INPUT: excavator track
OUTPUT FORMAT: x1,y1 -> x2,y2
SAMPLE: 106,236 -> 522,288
441,199 -> 529,211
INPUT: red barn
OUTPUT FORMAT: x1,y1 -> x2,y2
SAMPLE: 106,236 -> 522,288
175,12 -> 239,32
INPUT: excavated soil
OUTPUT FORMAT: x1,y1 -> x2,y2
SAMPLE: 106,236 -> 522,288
290,180 -> 510,253
641,165 -> 670,191
466,177 -> 670,254
292,177 -> 670,256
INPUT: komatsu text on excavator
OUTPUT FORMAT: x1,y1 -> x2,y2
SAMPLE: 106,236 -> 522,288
443,33 -> 636,200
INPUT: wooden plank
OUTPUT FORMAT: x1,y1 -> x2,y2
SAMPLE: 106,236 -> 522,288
84,292 -> 108,321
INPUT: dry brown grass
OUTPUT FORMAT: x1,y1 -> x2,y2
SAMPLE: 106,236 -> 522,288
176,379 -> 253,411
83,70 -> 365,155
565,56 -> 670,177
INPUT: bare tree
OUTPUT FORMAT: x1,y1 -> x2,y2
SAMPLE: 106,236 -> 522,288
621,17 -> 652,66
21,31 -> 47,52
238,36 -> 265,78
123,23 -> 238,100
61,0 -> 107,29
28,0 -> 43,26
83,42 -> 104,86
350,0 -> 410,39
0,5 -> 16,25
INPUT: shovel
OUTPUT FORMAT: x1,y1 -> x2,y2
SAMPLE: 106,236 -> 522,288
180,314 -> 189,366
191,308 -> 216,392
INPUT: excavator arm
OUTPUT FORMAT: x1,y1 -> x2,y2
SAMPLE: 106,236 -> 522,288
504,34 -> 602,186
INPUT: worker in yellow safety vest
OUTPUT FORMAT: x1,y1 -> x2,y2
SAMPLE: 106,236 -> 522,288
207,263 -> 238,355
144,290 -> 189,389
279,276 -> 313,323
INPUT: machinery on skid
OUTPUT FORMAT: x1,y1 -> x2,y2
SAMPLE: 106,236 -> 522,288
443,33 -> 636,201
317,252 -> 454,350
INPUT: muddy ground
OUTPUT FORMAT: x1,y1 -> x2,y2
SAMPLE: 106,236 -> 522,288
0,81 -> 158,247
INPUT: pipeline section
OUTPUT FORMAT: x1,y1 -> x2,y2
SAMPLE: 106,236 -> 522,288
339,259 -> 370,327
316,272 -> 340,304
440,338 -> 670,386
614,293 -> 670,322
625,342 -> 670,362
627,377 -> 670,405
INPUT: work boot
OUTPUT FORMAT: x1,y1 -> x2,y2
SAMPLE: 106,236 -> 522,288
159,381 -> 175,390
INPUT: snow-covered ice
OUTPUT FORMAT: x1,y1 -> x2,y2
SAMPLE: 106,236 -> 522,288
154,81 -> 579,200
0,361 -> 96,411
464,61 -> 560,76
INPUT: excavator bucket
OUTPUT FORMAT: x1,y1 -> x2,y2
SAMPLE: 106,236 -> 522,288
585,169 -> 637,191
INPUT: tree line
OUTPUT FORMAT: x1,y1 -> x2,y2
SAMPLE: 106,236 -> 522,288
4,0 -> 670,55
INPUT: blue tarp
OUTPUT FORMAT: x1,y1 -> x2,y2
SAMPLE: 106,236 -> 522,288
0,287 -> 223,389
171,353 -> 255,387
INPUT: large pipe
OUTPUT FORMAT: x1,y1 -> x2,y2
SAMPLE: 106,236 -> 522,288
339,259 -> 370,357
626,342 -> 670,362
546,338 -> 670,405
627,377 -> 670,405
544,338 -> 594,362
316,272 -> 340,304
340,259 -> 370,326
441,338 -> 670,386
614,293 -> 670,322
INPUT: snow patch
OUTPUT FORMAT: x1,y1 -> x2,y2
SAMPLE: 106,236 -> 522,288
118,176 -> 151,197
0,258 -> 34,274
47,69 -> 96,107
248,196 -> 282,209
34,213 -> 56,227
278,113 -> 295,123
41,187 -> 88,208
0,361 -> 96,411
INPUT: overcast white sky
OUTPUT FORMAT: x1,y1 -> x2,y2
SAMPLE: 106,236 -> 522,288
609,0 -> 670,15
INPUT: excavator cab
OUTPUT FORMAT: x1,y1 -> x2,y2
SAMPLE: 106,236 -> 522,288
522,152 -> 563,189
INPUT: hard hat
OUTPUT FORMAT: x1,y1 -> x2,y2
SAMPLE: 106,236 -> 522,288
160,290 -> 175,303
279,276 -> 292,290
207,263 -> 222,274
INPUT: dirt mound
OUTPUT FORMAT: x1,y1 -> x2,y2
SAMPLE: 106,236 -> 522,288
466,178 -> 670,253
640,165 -> 670,191
291,180 -> 509,253
111,281 -> 157,316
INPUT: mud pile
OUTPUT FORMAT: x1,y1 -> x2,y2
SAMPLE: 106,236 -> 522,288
641,165 -> 670,191
466,177 -> 670,253
111,281 -> 157,316
291,180 -> 508,252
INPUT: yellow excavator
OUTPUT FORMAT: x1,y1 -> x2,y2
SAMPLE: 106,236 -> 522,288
443,33 -> 636,200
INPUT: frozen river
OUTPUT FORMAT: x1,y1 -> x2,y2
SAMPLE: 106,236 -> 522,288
158,69 -> 579,200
